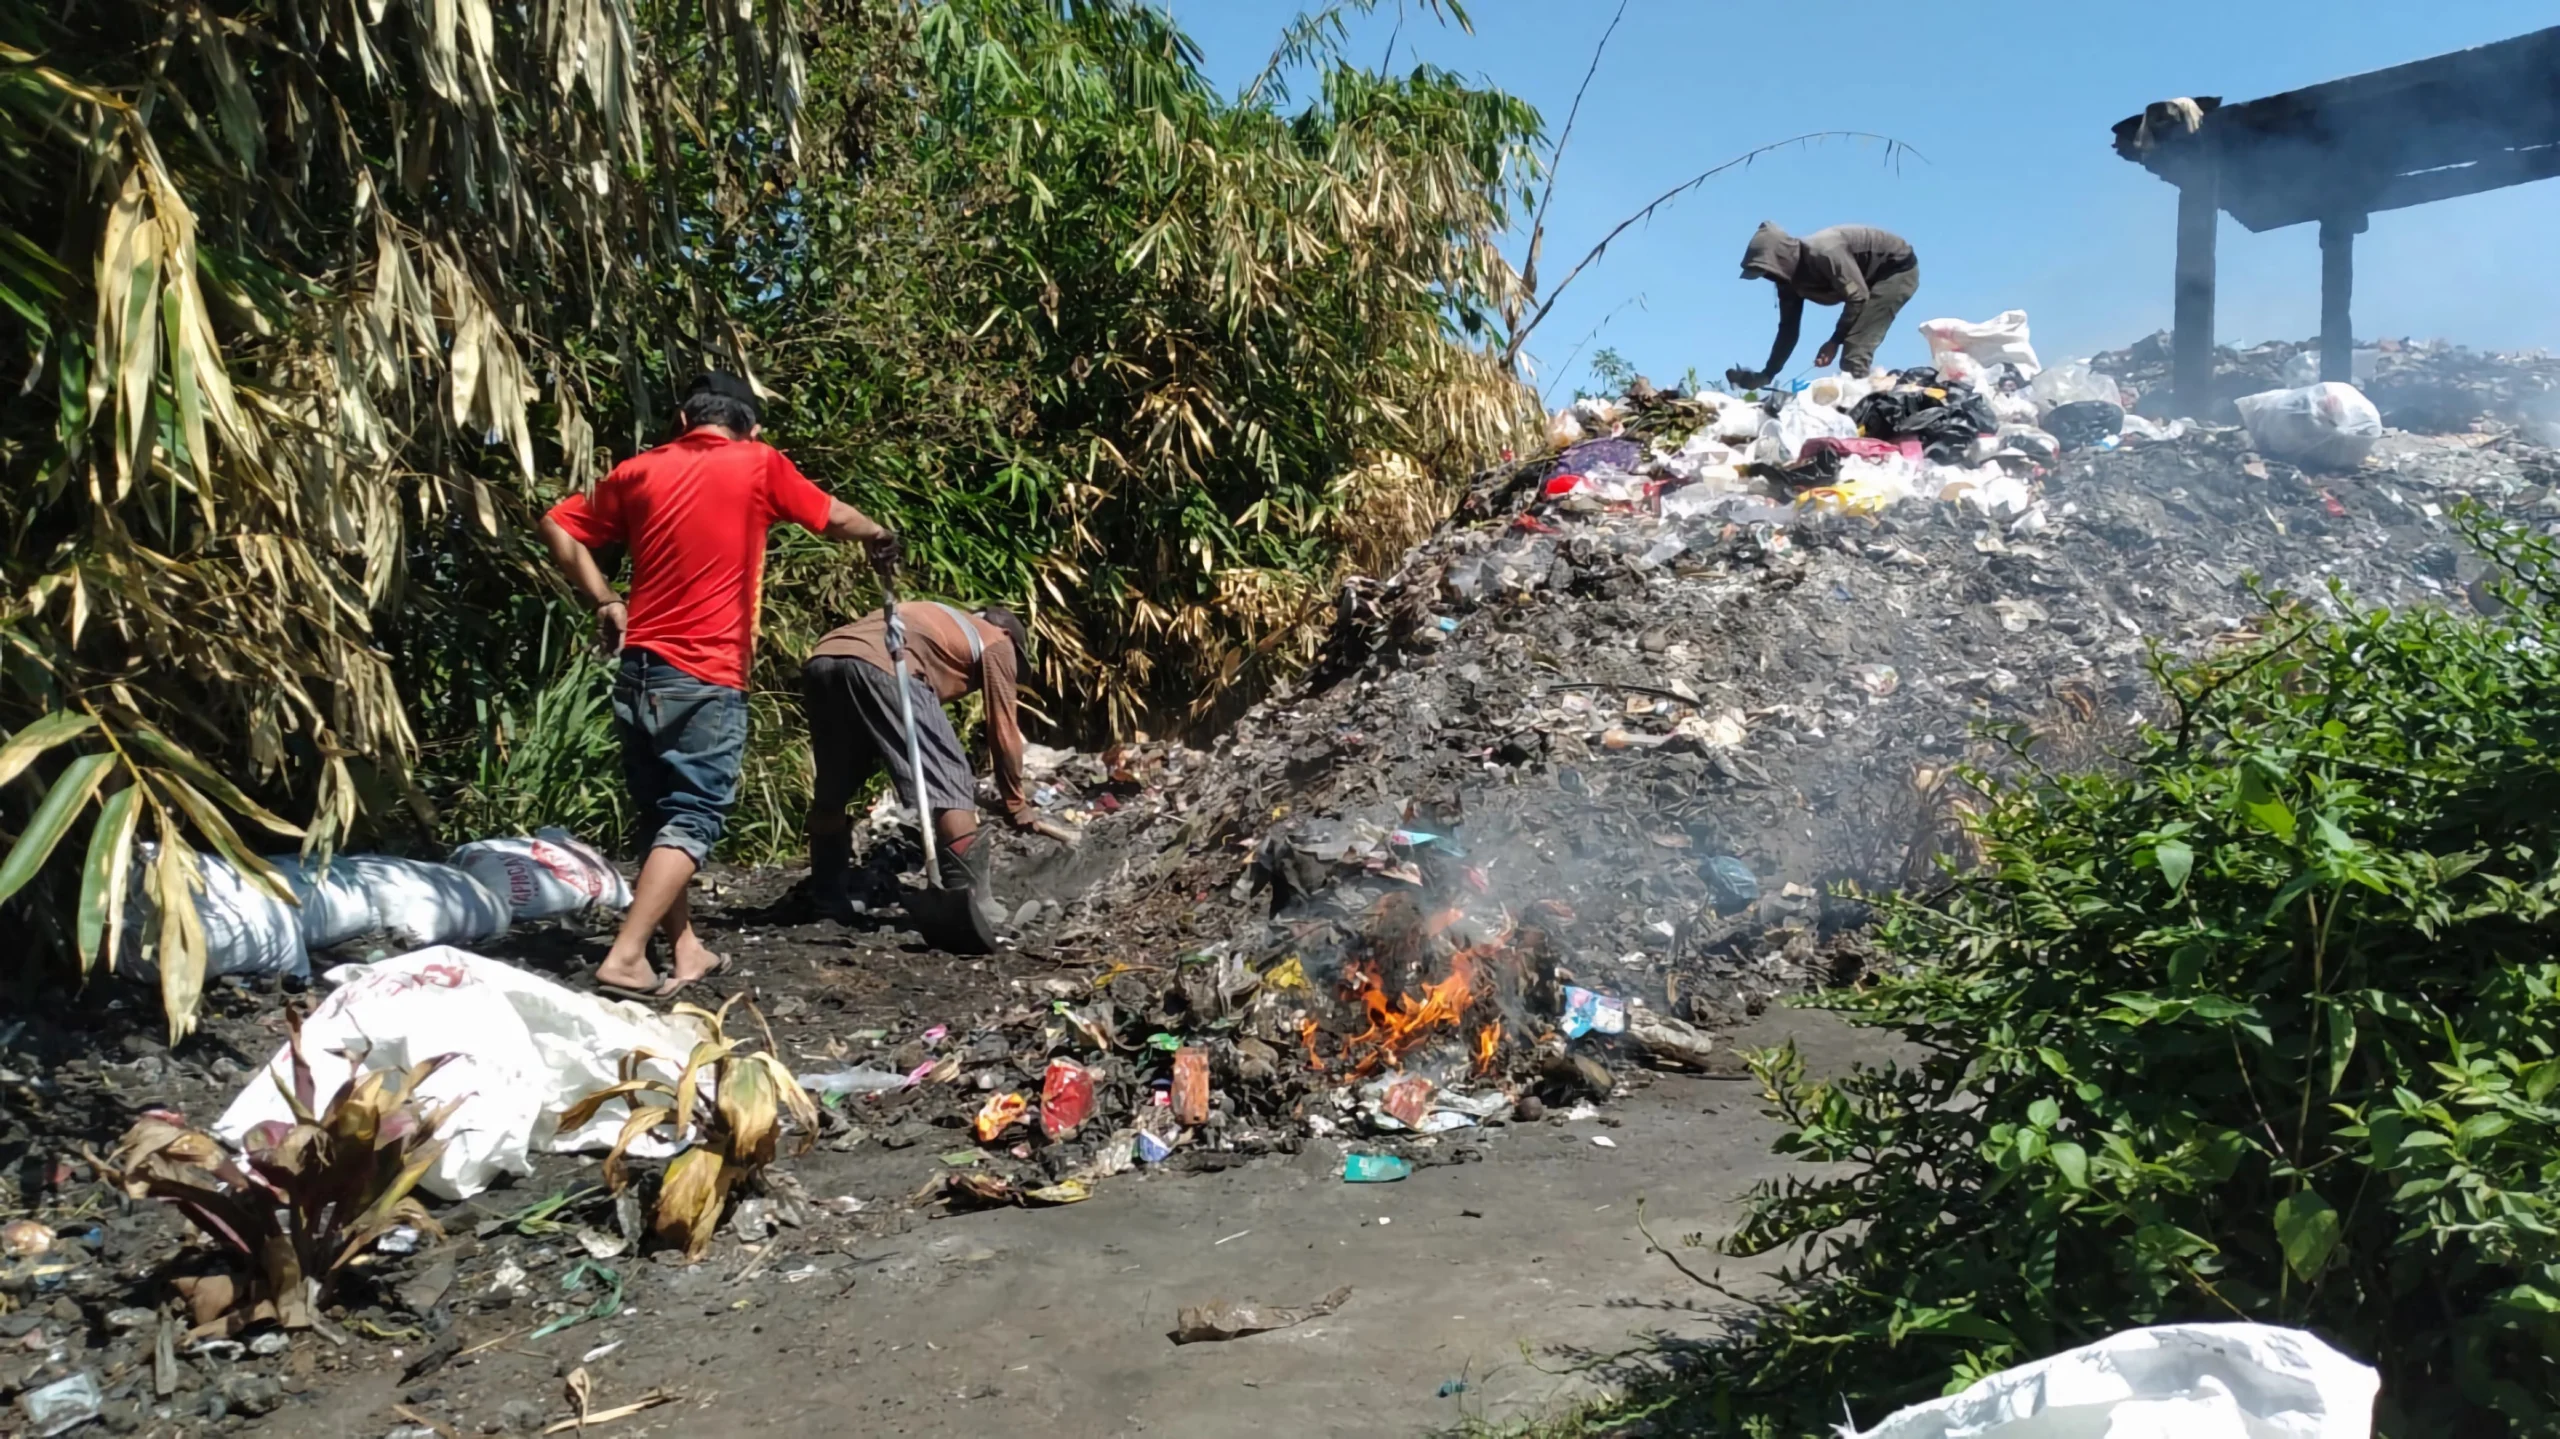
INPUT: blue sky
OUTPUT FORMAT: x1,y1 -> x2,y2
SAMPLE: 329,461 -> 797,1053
1160,1 -> 2560,398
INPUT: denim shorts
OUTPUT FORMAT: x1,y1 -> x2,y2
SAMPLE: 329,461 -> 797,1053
612,649 -> 748,867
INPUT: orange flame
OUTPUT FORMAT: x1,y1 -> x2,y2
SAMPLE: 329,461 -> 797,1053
1337,920 -> 1517,1075
1474,1022 -> 1501,1075
1299,1015 -> 1327,1073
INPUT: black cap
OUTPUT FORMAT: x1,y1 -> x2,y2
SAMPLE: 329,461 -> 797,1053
684,370 -> 761,422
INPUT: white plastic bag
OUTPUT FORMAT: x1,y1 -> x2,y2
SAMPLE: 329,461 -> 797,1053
1847,1323 -> 2377,1439
123,845 -> 308,980
1762,399 -> 1859,466
2029,361 -> 2123,412
449,829 -> 631,921
1991,391 -> 2042,426
1918,311 -> 2041,386
214,948 -> 707,1199
268,856 -> 377,951
1708,395 -> 1768,445
346,856 -> 510,950
2235,382 -> 2384,470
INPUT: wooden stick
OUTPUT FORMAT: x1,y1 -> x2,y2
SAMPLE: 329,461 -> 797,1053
541,1392 -> 677,1434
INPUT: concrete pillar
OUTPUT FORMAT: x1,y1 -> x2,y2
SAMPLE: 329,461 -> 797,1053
2319,215 -> 2367,385
2173,173 -> 2218,417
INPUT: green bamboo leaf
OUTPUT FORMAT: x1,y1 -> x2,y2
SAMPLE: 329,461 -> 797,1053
77,783 -> 141,971
151,769 -> 293,904
2274,1189 -> 2340,1281
124,724 -> 301,837
0,753 -> 114,906
0,711 -> 100,790
2324,1004 -> 2357,1096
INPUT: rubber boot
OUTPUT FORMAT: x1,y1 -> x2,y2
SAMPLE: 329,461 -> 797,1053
939,831 -> 1008,933
809,831 -> 857,924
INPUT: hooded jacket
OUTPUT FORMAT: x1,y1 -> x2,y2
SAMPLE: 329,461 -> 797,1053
1740,222 -> 1917,375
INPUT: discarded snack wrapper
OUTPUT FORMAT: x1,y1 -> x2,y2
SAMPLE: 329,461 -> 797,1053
974,1092 -> 1030,1143
1136,1130 -> 1174,1164
1042,1060 -> 1096,1138
1170,1285 -> 1354,1345
1381,1076 -> 1435,1129
1343,1153 -> 1412,1183
1560,985 -> 1627,1040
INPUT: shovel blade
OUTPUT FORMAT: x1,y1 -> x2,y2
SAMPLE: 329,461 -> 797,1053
908,883 -> 997,955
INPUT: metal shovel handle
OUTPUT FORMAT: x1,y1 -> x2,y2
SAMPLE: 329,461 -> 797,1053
872,555 -> 939,882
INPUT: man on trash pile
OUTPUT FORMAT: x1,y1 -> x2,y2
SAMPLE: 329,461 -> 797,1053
1724,221 -> 1919,389
800,600 -> 1038,927
539,371 -> 896,999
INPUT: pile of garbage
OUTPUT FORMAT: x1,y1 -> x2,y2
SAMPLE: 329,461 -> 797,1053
2094,329 -> 2560,440
1004,313 -> 2560,1194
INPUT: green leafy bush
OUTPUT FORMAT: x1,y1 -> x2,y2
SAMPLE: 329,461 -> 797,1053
1634,517 -> 2560,1436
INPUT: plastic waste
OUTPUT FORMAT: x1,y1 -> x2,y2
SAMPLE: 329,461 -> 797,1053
800,1064 -> 911,1097
1804,373 -> 1876,410
1560,985 -> 1627,1039
1917,311 -> 2041,385
1797,455 -> 1924,517
1707,395 -> 1767,444
122,845 -> 308,981
346,856 -> 510,950
18,1371 -> 102,1438
2282,348 -> 2380,387
1703,855 -> 1758,913
214,947 -> 703,1199
1844,1322 -> 2378,1439
1042,1058 -> 1097,1137
2044,400 -> 2126,451
449,829 -> 631,921
2028,360 -> 2123,412
1763,398 -> 1859,466
2235,382 -> 2384,471
1935,466 -> 2036,520
1545,409 -> 1585,450
1342,1153 -> 1412,1183
1640,534 -> 1688,568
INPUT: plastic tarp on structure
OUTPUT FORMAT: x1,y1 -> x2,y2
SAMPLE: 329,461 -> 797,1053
215,948 -> 706,1199
1846,1323 -> 2378,1439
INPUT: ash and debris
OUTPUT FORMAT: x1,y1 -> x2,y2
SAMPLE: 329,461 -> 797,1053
9,339 -> 2560,1436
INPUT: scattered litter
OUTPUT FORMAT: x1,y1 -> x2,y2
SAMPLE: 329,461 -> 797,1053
1590,1135 -> 1617,1149
1042,1059 -> 1097,1137
1342,1154 -> 1412,1183
1,1218 -> 52,1258
974,1092 -> 1030,1143
1560,986 -> 1627,1039
798,1064 -> 908,1097
1170,1285 -> 1354,1345
1172,1047 -> 1212,1127
17,1371 -> 101,1437
2235,382 -> 2384,470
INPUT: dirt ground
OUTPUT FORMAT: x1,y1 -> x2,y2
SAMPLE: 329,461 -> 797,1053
4,871 -> 1873,1439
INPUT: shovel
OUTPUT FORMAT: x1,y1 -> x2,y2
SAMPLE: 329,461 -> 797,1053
873,559 -> 999,955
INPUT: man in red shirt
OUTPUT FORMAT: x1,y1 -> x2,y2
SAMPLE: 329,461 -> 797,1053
539,372 -> 894,997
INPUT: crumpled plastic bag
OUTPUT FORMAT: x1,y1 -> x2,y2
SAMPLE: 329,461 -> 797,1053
1844,1323 -> 2378,1439
1761,398 -> 1860,466
215,948 -> 706,1198
2029,360 -> 2123,413
1917,311 -> 2041,386
2236,382 -> 2384,471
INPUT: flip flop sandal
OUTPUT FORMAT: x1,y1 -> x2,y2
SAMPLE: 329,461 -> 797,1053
591,977 -> 667,1004
652,952 -> 732,1000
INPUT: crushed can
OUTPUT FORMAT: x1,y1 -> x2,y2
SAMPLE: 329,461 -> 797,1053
1040,1059 -> 1096,1138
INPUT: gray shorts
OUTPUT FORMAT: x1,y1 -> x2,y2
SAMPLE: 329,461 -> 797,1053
801,655 -> 978,821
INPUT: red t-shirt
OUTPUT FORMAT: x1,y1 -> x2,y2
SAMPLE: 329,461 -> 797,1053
546,430 -> 834,689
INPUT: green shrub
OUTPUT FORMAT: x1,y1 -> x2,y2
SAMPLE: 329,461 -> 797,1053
1630,516 -> 2560,1436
